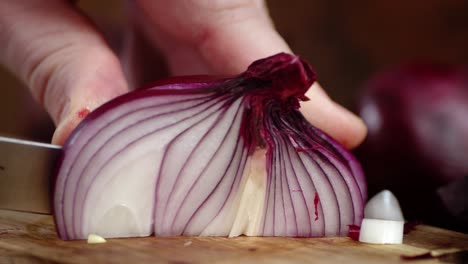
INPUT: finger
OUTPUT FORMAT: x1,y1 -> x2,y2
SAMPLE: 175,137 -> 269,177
128,0 -> 367,148
130,0 -> 291,75
0,0 -> 128,145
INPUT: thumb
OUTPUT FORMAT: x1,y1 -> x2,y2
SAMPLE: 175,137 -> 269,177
0,0 -> 128,145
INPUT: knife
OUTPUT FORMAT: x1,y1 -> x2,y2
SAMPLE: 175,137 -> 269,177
0,136 -> 61,214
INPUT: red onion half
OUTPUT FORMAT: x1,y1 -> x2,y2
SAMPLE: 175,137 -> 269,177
54,53 -> 366,240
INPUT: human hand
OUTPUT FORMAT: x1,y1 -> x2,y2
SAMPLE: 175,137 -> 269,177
0,0 -> 366,148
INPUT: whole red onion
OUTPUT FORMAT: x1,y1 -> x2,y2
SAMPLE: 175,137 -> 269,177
355,64 -> 468,232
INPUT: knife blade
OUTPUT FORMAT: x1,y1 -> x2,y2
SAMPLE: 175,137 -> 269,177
0,136 -> 61,214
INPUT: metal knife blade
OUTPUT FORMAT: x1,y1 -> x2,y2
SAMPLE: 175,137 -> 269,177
0,136 -> 61,214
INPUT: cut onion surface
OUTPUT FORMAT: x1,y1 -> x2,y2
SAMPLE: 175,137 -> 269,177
53,53 -> 367,240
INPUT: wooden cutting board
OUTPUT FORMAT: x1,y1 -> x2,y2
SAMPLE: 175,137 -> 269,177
0,209 -> 467,264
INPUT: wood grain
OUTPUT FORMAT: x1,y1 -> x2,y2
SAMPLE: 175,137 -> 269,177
0,209 -> 467,264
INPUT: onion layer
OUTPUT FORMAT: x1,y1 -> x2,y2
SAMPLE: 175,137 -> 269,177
54,53 -> 366,240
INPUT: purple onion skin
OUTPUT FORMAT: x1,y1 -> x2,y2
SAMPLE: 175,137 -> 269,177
54,53 -> 366,240
355,64 -> 468,232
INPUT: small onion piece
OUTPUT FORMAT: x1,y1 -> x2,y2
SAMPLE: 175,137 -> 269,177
359,190 -> 404,244
53,53 -> 367,240
87,234 -> 107,244
359,219 -> 404,244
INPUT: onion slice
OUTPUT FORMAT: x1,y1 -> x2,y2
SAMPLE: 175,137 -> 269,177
54,53 -> 367,240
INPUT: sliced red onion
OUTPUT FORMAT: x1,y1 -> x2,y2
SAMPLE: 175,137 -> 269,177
54,53 -> 367,240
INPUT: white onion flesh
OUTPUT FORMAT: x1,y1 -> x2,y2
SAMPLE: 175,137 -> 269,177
358,219 -> 404,244
87,234 -> 107,244
364,189 -> 404,221
359,190 -> 404,244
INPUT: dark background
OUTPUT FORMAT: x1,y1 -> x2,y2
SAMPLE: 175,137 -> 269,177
1,0 -> 467,142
